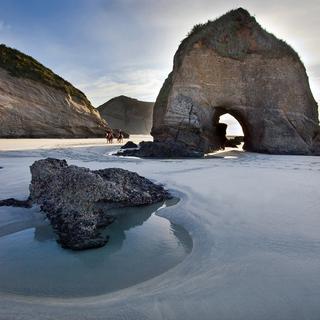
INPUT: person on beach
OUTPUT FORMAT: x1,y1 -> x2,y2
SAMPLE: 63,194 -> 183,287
105,130 -> 113,144
105,130 -> 109,143
108,132 -> 114,144
117,130 -> 124,143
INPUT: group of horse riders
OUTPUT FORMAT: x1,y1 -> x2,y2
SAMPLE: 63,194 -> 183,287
105,130 -> 124,144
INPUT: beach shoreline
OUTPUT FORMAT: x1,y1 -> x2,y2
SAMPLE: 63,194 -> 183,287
0,138 -> 320,319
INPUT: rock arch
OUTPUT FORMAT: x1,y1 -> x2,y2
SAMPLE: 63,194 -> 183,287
152,8 -> 320,155
212,107 -> 249,150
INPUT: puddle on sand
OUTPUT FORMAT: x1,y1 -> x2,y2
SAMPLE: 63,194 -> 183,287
0,198 -> 192,298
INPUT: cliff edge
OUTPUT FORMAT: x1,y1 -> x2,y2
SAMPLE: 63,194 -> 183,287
0,44 -> 108,138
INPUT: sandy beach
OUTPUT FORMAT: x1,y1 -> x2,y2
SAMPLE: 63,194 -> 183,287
0,137 -> 320,320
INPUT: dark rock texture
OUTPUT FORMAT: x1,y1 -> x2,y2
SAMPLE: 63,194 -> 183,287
118,141 -> 203,158
0,44 -> 109,138
29,158 -> 170,250
151,8 -> 320,155
98,95 -> 154,134
225,136 -> 244,148
0,197 -> 32,208
121,141 -> 138,149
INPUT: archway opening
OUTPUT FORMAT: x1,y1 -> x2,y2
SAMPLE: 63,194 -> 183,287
219,114 -> 244,137
211,107 -> 249,152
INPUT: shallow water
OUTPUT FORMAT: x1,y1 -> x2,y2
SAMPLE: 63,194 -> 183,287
0,199 -> 192,298
2,142 -> 320,319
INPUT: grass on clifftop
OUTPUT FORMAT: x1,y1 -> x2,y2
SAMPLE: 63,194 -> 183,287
154,8 -> 304,120
176,8 -> 301,65
0,44 -> 94,110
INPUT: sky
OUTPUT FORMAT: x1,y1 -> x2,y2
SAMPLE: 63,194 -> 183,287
0,0 -> 319,135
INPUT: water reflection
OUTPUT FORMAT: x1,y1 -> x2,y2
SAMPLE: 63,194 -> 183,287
34,224 -> 56,242
0,198 -> 192,298
34,199 -> 177,253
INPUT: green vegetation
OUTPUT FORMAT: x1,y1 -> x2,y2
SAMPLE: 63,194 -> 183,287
176,8 -> 301,66
0,44 -> 94,110
156,8 -> 303,116
187,23 -> 206,37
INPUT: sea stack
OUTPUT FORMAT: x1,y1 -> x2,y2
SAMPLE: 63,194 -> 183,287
98,95 -> 154,134
151,8 -> 320,155
0,44 -> 108,138
28,158 -> 170,250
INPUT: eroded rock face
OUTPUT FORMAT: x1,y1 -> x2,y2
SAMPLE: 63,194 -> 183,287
121,141 -> 138,149
0,45 -> 108,138
118,141 -> 203,158
98,95 -> 154,135
152,8 -> 320,155
29,158 -> 170,250
0,198 -> 32,208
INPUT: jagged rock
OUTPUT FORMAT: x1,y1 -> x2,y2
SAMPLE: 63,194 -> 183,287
98,95 -> 154,134
28,158 -> 170,250
225,136 -> 244,148
118,141 -> 203,158
0,44 -> 109,138
151,8 -> 320,155
0,197 -> 32,208
121,141 -> 138,149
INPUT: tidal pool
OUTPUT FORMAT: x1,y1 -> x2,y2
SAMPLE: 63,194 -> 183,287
0,199 -> 192,298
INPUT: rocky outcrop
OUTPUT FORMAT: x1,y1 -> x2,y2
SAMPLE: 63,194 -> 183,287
118,141 -> 203,158
121,141 -> 138,149
0,197 -> 32,208
98,95 -> 154,134
0,44 -> 108,138
151,8 -> 320,155
28,158 -> 170,250
225,136 -> 244,148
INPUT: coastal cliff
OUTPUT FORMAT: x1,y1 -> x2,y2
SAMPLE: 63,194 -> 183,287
152,8 -> 320,155
98,95 -> 153,134
0,44 -> 108,138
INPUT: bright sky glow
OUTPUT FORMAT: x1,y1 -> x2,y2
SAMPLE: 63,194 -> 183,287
0,0 -> 319,135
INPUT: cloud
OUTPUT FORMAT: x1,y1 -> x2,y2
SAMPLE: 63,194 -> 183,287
69,0 -> 319,107
220,114 -> 244,136
3,0 -> 317,116
75,67 -> 168,106
308,65 -> 320,105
